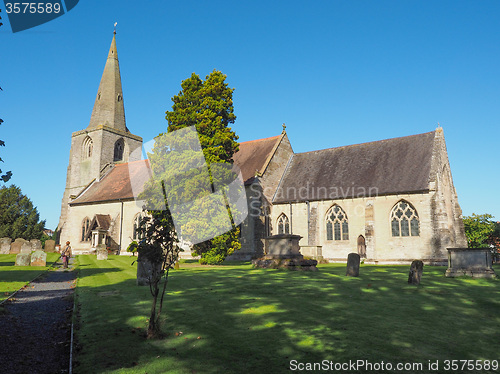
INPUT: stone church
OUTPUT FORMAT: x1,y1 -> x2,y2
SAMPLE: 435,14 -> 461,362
58,33 -> 467,263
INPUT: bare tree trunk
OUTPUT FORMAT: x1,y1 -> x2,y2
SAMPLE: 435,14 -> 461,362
156,268 -> 170,320
147,281 -> 160,339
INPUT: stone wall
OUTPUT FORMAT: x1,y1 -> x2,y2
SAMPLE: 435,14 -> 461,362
58,125 -> 142,242
228,133 -> 294,261
60,199 -> 142,254
272,192 -> 455,265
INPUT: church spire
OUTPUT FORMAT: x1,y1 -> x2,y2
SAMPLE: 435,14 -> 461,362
87,32 -> 127,132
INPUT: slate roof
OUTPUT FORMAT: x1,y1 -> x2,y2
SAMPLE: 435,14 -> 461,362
273,131 -> 436,204
70,159 -> 151,205
233,134 -> 282,185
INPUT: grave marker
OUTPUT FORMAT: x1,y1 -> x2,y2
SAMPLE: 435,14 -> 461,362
408,260 -> 423,285
31,250 -> 47,266
346,253 -> 360,277
0,237 -> 12,254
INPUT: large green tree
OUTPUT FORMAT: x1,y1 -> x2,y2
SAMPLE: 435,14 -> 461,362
0,185 -> 45,240
463,213 -> 496,248
163,70 -> 241,264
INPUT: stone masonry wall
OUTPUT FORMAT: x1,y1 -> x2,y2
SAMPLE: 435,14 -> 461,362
271,192 -> 447,264
60,199 -> 142,254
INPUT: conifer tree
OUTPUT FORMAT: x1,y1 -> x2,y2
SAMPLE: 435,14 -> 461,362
163,70 -> 241,264
0,185 -> 45,239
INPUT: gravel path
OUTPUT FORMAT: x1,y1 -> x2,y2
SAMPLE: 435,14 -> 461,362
0,258 -> 76,374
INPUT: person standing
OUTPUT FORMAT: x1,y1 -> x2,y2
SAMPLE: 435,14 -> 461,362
61,241 -> 71,268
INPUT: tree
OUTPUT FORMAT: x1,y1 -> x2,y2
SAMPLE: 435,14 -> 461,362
486,221 -> 500,262
1,86 -> 13,183
164,70 -> 241,264
0,185 -> 45,240
128,209 -> 179,339
463,213 -> 496,248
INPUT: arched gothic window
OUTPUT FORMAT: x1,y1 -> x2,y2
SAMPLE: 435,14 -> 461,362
83,136 -> 93,159
81,217 -> 91,242
277,214 -> 290,234
391,200 -> 420,237
326,205 -> 349,241
114,138 -> 124,161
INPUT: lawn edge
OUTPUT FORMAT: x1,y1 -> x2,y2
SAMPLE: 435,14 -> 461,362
0,254 -> 61,307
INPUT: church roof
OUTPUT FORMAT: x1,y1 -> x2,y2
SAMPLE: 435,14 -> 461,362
70,134 -> 283,204
90,214 -> 111,231
273,131 -> 436,204
70,160 -> 151,205
233,134 -> 283,185
70,130 -> 437,205
87,32 -> 128,132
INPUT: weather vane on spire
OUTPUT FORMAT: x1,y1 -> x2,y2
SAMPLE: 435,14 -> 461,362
114,22 -> 117,34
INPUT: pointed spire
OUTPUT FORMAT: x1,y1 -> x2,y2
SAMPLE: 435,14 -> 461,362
87,32 -> 127,132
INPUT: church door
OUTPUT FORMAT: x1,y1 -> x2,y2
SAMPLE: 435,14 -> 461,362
357,235 -> 366,258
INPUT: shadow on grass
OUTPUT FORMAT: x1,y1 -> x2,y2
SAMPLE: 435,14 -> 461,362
73,258 -> 500,374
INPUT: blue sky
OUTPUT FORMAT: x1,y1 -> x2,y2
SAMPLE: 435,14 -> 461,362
1,0 -> 499,229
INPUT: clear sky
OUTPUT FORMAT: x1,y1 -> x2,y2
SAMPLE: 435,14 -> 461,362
1,0 -> 499,230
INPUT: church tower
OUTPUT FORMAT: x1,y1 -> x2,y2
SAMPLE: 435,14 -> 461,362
58,32 -> 143,238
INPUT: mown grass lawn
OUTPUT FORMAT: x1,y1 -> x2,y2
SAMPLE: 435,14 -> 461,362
74,255 -> 500,374
0,253 -> 61,302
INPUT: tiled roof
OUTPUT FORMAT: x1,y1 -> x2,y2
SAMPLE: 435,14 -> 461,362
92,214 -> 111,230
233,135 -> 282,185
70,134 -> 282,204
273,131 -> 436,204
71,159 -> 151,205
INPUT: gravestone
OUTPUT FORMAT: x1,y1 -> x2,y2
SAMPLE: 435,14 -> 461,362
20,239 -> 32,254
346,253 -> 360,277
446,248 -> 497,278
0,237 -> 12,254
96,245 -> 108,260
15,253 -> 31,266
30,239 -> 42,251
136,252 -> 162,286
408,260 -> 424,284
44,240 -> 56,253
31,250 -> 47,266
10,238 -> 25,254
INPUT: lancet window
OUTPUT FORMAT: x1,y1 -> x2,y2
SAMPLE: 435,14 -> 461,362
326,205 -> 349,241
391,200 -> 420,237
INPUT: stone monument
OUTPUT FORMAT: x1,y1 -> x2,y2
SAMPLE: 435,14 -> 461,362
0,237 -> 11,254
446,248 -> 497,278
15,253 -> 31,266
10,238 -> 25,254
30,239 -> 42,251
136,252 -> 162,286
346,253 -> 360,277
20,239 -> 32,254
31,250 -> 47,266
252,234 -> 318,271
44,240 -> 56,253
408,260 -> 424,284
96,244 -> 108,260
